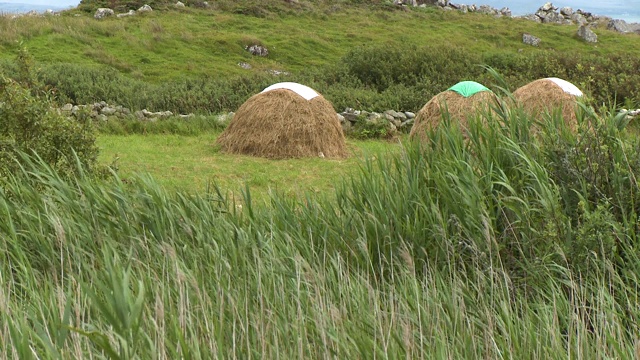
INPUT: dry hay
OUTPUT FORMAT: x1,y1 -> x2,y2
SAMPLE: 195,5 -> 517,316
215,88 -> 348,159
511,78 -> 583,131
409,90 -> 497,141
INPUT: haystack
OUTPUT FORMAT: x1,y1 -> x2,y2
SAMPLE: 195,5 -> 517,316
409,81 -> 497,141
216,82 -> 348,159
511,77 -> 583,130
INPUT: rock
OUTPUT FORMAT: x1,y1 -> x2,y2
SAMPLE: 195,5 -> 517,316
246,44 -> 269,57
97,114 -> 108,122
577,25 -> 598,43
238,62 -> 252,70
384,113 -> 395,122
266,69 -> 290,76
608,19 -> 632,33
101,106 -> 117,115
436,0 -> 448,6
539,2 -> 556,12
134,110 -> 145,120
341,119 -> 352,133
94,8 -> 114,19
400,119 -> 415,128
337,113 -> 345,123
499,7 -> 511,17
542,11 -> 563,24
570,13 -> 587,25
179,114 -> 195,119
117,10 -> 136,18
477,5 -> 496,14
404,112 -> 415,119
520,14 -> 542,23
61,103 -> 73,112
71,106 -> 80,114
560,6 -> 573,17
175,1 -> 185,7
138,4 -> 153,12
522,33 -> 541,46
44,9 -> 54,15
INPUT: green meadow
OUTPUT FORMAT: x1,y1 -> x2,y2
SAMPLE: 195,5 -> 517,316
2,1 -> 640,358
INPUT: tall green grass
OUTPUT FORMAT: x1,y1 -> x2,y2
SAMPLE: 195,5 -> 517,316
2,97 -> 640,357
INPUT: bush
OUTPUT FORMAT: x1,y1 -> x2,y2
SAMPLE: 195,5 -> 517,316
0,49 -> 100,178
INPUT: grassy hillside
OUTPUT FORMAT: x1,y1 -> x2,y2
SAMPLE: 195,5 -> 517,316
3,3 -> 640,358
1,2 -> 639,113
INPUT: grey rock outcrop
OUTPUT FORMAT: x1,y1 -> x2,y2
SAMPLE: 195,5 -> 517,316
523,33 -> 541,46
246,44 -> 269,57
338,108 -> 417,134
608,19 -> 632,33
577,25 -> 598,43
560,6 -> 573,17
94,8 -> 114,19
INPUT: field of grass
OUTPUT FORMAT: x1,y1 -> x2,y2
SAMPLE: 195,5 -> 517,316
2,6 -> 639,82
2,2 -> 640,357
3,108 -> 640,357
97,132 -> 401,199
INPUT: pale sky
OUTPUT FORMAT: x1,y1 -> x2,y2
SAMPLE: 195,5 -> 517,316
0,0 -> 80,5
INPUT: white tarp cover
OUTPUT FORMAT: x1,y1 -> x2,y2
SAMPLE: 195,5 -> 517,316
261,82 -> 319,101
546,78 -> 583,96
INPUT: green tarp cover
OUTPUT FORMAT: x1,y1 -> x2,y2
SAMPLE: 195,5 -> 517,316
448,81 -> 491,98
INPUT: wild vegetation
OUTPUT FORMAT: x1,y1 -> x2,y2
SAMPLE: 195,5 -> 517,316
0,1 -> 639,114
3,102 -> 640,357
2,1 -> 640,358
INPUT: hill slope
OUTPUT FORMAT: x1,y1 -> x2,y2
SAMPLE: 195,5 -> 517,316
1,2 -> 639,112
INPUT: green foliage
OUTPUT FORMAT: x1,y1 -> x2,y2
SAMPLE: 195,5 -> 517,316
0,49 -> 100,178
348,113 -> 394,139
2,104 -> 640,356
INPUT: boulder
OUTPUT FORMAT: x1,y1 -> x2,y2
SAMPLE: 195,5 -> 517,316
238,62 -> 252,70
138,4 -> 153,12
542,11 -> 564,24
522,33 -> 541,46
61,103 -> 73,112
499,7 -> 511,17
94,8 -> 114,19
246,44 -> 269,57
477,5 -> 496,14
101,106 -> 117,116
560,6 -> 573,17
539,2 -> 556,12
608,19 -> 632,33
520,14 -> 542,23
175,1 -> 186,7
577,25 -> 597,43
570,13 -> 587,25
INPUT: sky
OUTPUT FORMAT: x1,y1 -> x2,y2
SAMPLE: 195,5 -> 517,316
0,0 -> 80,5
1,1 -> 639,22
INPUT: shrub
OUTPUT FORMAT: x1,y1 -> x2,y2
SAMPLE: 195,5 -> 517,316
0,49 -> 100,178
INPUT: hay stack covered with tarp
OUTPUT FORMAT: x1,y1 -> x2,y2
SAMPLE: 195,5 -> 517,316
216,82 -> 348,159
511,77 -> 583,130
409,81 -> 497,141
